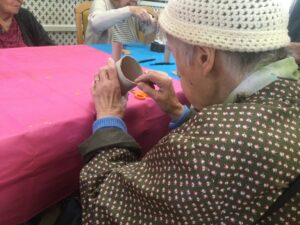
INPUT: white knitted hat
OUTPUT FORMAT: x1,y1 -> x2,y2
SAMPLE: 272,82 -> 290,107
159,0 -> 290,52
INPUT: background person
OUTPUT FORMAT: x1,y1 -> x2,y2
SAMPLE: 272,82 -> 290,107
85,0 -> 157,44
288,0 -> 300,42
0,0 -> 54,48
288,0 -> 300,65
80,0 -> 300,224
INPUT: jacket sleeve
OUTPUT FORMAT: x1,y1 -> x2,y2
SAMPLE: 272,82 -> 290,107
79,127 -> 141,163
79,128 -> 141,210
79,106 -> 196,187
26,10 -> 55,46
17,8 -> 55,46
88,0 -> 132,33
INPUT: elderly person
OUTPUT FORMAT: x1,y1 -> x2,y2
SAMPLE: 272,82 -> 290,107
85,0 -> 157,44
80,0 -> 300,224
0,0 -> 54,48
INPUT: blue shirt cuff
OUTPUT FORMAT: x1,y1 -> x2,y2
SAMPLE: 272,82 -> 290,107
93,116 -> 128,133
169,105 -> 191,129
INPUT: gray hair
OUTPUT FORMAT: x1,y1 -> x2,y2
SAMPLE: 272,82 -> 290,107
168,35 -> 288,77
219,48 -> 288,76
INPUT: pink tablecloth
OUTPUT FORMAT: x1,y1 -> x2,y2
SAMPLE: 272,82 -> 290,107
0,45 -> 187,225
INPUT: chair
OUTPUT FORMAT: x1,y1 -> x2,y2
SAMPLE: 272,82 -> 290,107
74,1 -> 92,44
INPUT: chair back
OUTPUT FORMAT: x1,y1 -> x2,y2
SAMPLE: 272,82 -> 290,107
74,1 -> 92,44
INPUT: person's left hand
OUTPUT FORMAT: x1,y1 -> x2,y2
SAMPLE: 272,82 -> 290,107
91,58 -> 126,119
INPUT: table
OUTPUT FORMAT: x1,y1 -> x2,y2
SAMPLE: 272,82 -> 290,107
0,44 -> 187,225
89,43 -> 178,79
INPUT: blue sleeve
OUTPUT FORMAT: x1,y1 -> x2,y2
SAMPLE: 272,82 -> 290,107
168,105 -> 191,129
93,116 -> 128,133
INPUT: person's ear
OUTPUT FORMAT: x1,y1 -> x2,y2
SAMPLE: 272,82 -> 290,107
194,46 -> 216,77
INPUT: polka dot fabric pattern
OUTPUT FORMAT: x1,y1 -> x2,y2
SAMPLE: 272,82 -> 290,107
80,78 -> 300,224
159,0 -> 290,52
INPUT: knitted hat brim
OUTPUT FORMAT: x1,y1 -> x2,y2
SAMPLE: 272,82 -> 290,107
159,9 -> 290,53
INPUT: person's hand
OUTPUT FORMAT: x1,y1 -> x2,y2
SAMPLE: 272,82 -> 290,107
129,6 -> 156,25
135,71 -> 184,120
91,58 -> 126,119
289,42 -> 300,66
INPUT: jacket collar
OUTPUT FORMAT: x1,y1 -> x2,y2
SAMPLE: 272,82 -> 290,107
225,57 -> 300,103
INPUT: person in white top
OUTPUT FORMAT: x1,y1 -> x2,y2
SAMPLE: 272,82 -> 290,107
85,0 -> 157,44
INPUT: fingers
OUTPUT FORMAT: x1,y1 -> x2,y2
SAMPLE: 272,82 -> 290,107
136,81 -> 157,99
94,58 -> 117,82
91,80 -> 96,92
94,66 -> 108,84
99,68 -> 108,81
138,9 -> 153,24
135,71 -> 171,87
106,58 -> 118,81
94,73 -> 100,83
143,13 -> 154,25
150,16 -> 157,25
135,71 -> 174,103
142,13 -> 152,23
130,6 -> 154,24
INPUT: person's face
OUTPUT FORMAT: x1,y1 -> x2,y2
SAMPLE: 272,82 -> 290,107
118,0 -> 138,7
0,0 -> 23,16
167,36 -> 211,110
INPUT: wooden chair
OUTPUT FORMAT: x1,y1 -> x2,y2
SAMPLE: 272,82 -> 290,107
74,1 -> 92,44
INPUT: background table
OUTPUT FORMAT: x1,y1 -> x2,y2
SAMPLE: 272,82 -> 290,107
89,43 -> 178,79
0,44 -> 187,225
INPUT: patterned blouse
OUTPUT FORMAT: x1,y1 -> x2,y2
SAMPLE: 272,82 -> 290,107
0,17 -> 27,48
79,58 -> 300,224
